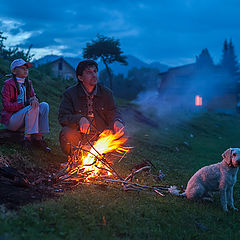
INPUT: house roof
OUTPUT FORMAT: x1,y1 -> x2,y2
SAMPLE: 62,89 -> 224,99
159,63 -> 196,77
49,57 -> 76,71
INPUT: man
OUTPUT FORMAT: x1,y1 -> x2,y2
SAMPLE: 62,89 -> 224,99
58,60 -> 124,155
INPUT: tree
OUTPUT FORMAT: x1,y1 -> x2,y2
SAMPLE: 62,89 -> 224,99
0,31 -> 7,57
0,32 -> 34,61
111,67 -> 159,100
196,48 -> 214,68
220,39 -> 238,75
6,44 -> 34,62
112,71 -> 144,100
83,34 -> 127,90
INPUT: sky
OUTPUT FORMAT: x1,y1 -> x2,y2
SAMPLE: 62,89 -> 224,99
0,0 -> 240,67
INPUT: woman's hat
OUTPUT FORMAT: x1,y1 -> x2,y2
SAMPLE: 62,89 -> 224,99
10,59 -> 33,72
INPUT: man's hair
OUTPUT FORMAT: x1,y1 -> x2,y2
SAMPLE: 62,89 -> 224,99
76,60 -> 98,78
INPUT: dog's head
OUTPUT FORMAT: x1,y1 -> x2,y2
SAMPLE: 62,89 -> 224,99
222,148 -> 240,167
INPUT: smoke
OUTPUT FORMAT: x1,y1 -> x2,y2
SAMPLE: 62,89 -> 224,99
132,90 -> 173,118
132,65 -> 237,120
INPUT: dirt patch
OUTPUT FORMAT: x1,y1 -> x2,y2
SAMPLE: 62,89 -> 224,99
0,166 -> 58,209
0,180 -> 55,209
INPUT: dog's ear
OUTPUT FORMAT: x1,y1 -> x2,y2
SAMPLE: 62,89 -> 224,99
222,148 -> 232,164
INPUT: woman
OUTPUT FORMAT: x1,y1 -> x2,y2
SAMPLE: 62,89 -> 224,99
0,58 -> 50,151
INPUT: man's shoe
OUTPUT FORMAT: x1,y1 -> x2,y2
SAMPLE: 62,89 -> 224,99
33,139 -> 51,152
22,139 -> 33,151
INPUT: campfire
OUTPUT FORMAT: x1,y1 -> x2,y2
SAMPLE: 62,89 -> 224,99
57,129 -> 130,182
55,129 -> 184,197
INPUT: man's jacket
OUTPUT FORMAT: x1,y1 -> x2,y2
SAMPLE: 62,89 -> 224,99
58,82 -> 123,132
1,78 -> 35,125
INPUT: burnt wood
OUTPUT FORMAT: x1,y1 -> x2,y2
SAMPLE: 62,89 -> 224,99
0,167 -> 30,188
0,129 -> 24,144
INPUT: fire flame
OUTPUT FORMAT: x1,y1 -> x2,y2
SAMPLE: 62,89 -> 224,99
67,129 -> 129,181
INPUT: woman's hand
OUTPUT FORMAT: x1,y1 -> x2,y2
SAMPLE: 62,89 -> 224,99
30,97 -> 39,109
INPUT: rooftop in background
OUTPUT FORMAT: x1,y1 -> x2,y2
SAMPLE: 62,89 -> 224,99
34,54 -> 169,77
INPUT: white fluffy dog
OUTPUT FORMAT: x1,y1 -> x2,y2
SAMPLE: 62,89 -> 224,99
185,148 -> 240,211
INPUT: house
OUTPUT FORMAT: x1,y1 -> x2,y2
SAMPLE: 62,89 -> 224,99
158,63 -> 238,113
48,57 -> 77,81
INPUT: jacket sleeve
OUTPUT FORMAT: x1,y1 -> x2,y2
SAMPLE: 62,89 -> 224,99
58,90 -> 82,127
1,82 -> 24,112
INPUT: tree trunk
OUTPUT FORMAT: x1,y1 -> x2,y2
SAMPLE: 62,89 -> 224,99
102,57 -> 113,90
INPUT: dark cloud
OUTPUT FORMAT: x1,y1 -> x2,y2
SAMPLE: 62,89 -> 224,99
0,0 -> 240,65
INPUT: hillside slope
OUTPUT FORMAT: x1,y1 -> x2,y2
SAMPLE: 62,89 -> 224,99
1,58 -> 240,239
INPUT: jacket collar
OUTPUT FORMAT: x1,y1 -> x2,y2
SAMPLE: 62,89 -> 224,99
77,82 -> 102,97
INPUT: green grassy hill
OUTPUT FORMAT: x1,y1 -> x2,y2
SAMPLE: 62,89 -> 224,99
1,59 -> 240,239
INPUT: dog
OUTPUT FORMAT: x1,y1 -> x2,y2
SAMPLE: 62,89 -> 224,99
185,148 -> 240,211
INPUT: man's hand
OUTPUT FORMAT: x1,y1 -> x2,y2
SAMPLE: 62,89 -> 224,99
114,120 -> 124,133
30,97 -> 39,109
79,117 -> 90,134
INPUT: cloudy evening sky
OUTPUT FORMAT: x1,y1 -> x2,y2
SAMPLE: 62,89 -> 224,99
0,0 -> 239,66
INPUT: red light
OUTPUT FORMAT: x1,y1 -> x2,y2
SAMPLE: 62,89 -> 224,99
195,95 -> 202,106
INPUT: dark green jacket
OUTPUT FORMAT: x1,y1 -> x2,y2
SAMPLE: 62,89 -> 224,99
58,83 -> 123,132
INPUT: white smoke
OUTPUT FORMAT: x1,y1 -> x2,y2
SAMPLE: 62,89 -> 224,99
132,90 -> 173,118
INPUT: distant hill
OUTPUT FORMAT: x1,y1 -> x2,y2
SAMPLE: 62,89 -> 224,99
34,55 -> 169,76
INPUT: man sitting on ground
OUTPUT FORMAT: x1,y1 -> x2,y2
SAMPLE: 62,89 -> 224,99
58,59 -> 125,155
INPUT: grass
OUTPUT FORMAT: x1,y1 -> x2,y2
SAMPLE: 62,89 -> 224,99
1,60 -> 240,239
1,111 -> 240,239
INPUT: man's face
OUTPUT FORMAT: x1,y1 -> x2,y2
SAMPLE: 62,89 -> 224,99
78,65 -> 98,89
12,65 -> 29,78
